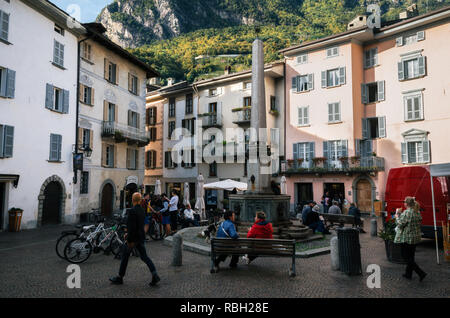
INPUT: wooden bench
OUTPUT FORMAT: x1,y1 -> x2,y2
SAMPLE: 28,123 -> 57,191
319,213 -> 361,228
210,238 -> 297,277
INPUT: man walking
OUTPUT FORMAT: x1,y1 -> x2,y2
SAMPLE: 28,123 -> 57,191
110,192 -> 160,286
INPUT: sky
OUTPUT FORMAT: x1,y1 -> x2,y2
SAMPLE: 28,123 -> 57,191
50,0 -> 114,23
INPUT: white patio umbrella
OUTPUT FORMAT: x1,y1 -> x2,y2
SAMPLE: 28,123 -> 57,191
280,176 -> 287,194
154,180 -> 161,196
195,174 -> 206,220
203,179 -> 248,192
183,182 -> 190,206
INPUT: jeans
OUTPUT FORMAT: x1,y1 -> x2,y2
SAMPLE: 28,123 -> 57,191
182,218 -> 199,228
119,242 -> 157,278
308,221 -> 325,233
170,210 -> 178,231
215,254 -> 239,267
400,243 -> 426,278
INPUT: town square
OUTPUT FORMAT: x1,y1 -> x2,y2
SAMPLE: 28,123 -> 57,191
0,0 -> 449,302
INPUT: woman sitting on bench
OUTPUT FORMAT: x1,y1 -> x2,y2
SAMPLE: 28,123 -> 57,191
242,212 -> 274,264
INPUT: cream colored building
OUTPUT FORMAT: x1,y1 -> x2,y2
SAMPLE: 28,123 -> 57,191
75,23 -> 158,218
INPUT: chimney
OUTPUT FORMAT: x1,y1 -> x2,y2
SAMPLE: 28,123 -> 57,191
400,4 -> 419,20
347,15 -> 367,30
224,65 -> 232,75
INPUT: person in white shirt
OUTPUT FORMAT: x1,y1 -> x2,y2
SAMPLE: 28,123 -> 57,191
168,190 -> 179,233
182,203 -> 199,228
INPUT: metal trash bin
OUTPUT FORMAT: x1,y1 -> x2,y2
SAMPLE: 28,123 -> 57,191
9,209 -> 23,232
337,227 -> 362,275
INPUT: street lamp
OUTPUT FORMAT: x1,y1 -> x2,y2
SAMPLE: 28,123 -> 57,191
83,145 -> 92,158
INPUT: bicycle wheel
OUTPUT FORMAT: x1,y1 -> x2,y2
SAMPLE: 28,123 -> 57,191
64,238 -> 92,264
109,235 -> 124,256
55,232 -> 78,259
149,220 -> 165,240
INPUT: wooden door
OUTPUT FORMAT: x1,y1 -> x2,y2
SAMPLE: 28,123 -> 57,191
101,183 -> 114,217
42,182 -> 62,225
356,179 -> 372,213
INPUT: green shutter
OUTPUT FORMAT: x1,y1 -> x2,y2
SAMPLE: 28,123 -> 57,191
321,71 -> 327,88
361,84 -> 368,104
377,81 -> 385,101
401,142 -> 408,163
362,118 -> 369,139
0,125 -> 3,157
378,116 -> 386,138
50,134 -> 58,161
418,56 -> 426,77
62,89 -> 69,114
291,76 -> 297,91
398,62 -> 404,81
422,141 -> 430,163
293,143 -> 298,160
308,74 -> 314,90
0,10 -> 9,41
309,142 -> 315,167
0,68 -> 6,97
339,67 -> 346,85
355,139 -> 361,157
45,84 -> 54,109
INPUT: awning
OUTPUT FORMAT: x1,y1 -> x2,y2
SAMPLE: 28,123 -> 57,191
0,174 -> 20,187
429,163 -> 450,177
203,179 -> 248,192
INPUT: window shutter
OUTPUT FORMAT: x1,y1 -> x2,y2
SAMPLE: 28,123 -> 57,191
304,106 -> 309,125
378,116 -> 386,138
321,71 -> 327,88
62,89 -> 69,114
364,140 -> 373,157
165,151 -> 169,168
308,74 -> 314,90
101,143 -> 106,167
89,129 -> 93,149
6,68 -> 15,98
342,140 -> 348,157
103,100 -> 108,121
355,139 -> 361,157
45,84 -> 54,109
104,58 -> 108,80
79,84 -> 84,102
398,62 -> 404,81
0,125 -> 3,157
57,135 -> 62,161
77,127 -> 83,150
309,142 -> 315,167
0,11 -> 9,41
297,107 -> 302,125
291,76 -> 297,91
377,81 -> 385,101
3,125 -> 14,157
364,50 -> 370,68
339,67 -> 346,85
396,36 -> 403,47
362,118 -> 369,139
401,142 -> 408,163
373,48 -> 378,66
0,68 -> 6,97
328,104 -> 333,122
50,134 -> 58,161
417,31 -> 425,41
113,145 -> 117,168
361,84 -> 368,104
293,143 -> 298,160
114,104 -> 118,122
90,88 -> 94,105
422,141 -> 430,163
335,103 -> 341,122
418,56 -> 426,77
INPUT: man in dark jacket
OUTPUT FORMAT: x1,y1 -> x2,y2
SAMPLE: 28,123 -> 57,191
348,203 -> 366,233
110,192 -> 160,286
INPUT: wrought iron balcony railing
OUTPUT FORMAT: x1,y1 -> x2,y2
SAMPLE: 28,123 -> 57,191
101,121 -> 150,146
232,107 -> 251,124
200,112 -> 222,127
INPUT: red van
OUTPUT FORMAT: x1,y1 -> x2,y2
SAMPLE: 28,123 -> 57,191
385,166 -> 449,241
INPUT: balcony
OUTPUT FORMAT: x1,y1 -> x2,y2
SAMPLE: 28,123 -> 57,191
101,121 -> 150,147
281,156 -> 385,176
232,107 -> 251,125
200,112 -> 222,128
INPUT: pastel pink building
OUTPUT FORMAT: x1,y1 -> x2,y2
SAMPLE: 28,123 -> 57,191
279,6 -> 450,214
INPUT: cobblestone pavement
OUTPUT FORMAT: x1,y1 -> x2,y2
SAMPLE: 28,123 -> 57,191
0,222 -> 448,298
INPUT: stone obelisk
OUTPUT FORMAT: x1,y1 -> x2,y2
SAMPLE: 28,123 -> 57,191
248,38 -> 270,193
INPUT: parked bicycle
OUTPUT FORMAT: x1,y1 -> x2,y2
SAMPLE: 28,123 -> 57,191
148,211 -> 165,241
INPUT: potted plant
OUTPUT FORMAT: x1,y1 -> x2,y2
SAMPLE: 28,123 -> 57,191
269,109 -> 279,116
287,159 -> 294,168
312,157 -> 327,167
379,218 -> 406,264
296,158 -> 304,167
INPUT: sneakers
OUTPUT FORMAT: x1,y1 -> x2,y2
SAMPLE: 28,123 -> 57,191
149,274 -> 161,286
241,255 -> 251,265
109,276 -> 123,285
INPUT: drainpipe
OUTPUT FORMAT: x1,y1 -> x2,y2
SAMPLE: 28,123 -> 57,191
74,36 -> 91,184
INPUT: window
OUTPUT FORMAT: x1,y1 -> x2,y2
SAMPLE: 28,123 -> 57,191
104,59 -> 117,84
326,46 -> 339,58
181,118 -> 195,136
127,148 -> 138,170
147,107 -> 156,125
0,9 -> 10,42
270,96 -> 276,111
54,24 -> 64,36
243,82 -> 252,90
361,81 -> 385,104
105,144 -> 114,167
355,139 -> 373,158
322,67 -> 345,88
404,93 -> 423,121
182,149 -> 196,168
82,128 -> 91,149
168,98 -> 176,117
362,117 -> 386,139
328,102 -> 341,123
401,129 -> 430,164
292,74 -> 314,92
81,42 -> 92,61
243,97 -> 251,107
80,172 -> 89,194
106,102 -> 116,122
297,53 -> 308,64
168,121 -> 176,139
0,124 -> 14,158
49,134 -> 62,162
45,84 -> 69,114
398,56 -> 426,80
186,93 -> 193,114
0,66 -> 15,98
297,106 -> 309,126
128,73 -> 139,95
364,47 -> 378,68
146,150 -> 157,169
128,110 -> 139,128
293,142 -> 314,168
209,88 -> 221,96
80,84 -> 93,105
53,40 -> 65,68
324,140 -> 348,168
165,150 -> 177,169
396,31 -> 425,47
209,162 -> 217,177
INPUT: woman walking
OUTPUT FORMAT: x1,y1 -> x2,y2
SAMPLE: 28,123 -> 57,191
394,197 -> 427,282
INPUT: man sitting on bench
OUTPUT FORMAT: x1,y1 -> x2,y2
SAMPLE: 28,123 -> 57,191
242,212 -> 273,264
213,211 -> 239,272
348,203 -> 366,233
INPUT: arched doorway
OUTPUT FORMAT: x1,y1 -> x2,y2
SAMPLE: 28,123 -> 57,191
42,182 -> 62,225
356,179 -> 372,213
101,183 -> 114,217
125,183 -> 138,209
